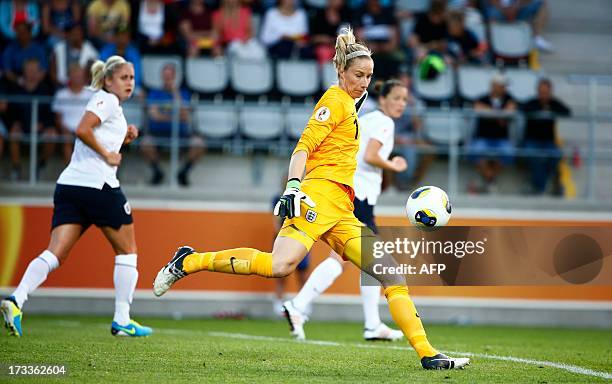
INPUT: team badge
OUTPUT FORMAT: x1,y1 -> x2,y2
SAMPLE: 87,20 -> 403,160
314,106 -> 330,122
305,209 -> 317,223
124,202 -> 132,215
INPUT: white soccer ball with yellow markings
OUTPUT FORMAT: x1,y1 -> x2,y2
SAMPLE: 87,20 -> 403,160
405,186 -> 452,228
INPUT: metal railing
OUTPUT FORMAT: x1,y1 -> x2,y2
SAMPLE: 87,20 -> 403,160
1,95 -> 611,200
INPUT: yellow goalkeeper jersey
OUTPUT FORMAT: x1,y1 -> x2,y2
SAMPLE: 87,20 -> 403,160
293,85 -> 361,189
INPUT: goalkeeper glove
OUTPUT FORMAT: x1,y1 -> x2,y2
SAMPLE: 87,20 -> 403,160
273,178 -> 316,219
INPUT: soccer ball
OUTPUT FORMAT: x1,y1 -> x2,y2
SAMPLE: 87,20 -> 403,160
405,186 -> 452,229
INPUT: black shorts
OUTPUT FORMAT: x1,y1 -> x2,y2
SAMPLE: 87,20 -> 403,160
354,198 -> 377,234
52,183 -> 133,230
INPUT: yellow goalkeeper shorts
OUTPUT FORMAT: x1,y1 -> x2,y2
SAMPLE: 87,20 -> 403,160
278,178 -> 374,259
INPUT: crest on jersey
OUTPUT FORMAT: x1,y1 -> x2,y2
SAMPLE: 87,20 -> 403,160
314,106 -> 331,122
305,209 -> 317,223
123,202 -> 131,215
96,100 -> 104,108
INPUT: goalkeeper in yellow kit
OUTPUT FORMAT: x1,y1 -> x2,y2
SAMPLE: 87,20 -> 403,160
153,27 -> 469,370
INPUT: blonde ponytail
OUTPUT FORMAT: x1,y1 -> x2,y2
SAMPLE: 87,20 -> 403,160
333,27 -> 371,73
89,55 -> 130,91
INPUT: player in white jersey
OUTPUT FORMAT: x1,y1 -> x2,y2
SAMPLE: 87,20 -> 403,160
1,56 -> 152,338
283,79 -> 409,341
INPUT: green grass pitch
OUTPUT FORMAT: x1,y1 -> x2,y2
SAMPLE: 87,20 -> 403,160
1,315 -> 611,383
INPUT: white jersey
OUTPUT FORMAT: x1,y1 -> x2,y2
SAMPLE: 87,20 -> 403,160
354,110 -> 395,205
57,90 -> 127,189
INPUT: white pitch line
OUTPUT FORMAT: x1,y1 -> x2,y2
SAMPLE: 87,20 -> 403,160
206,331 -> 612,380
47,322 -> 612,380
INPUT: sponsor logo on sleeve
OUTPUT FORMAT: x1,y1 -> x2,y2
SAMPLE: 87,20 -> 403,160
314,106 -> 331,122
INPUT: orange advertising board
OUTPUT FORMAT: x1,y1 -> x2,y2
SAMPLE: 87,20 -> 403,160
1,205 -> 611,301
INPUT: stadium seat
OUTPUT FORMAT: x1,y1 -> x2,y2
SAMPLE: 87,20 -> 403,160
556,119 -> 589,147
240,104 -> 284,140
413,66 -> 456,102
194,103 -> 238,139
505,69 -> 538,103
490,22 -> 532,58
230,58 -> 274,95
186,57 -> 228,94
458,66 -> 496,101
396,0 -> 430,13
286,104 -> 314,140
142,55 -> 183,90
276,60 -> 320,97
123,102 -> 144,129
321,62 -> 337,90
423,111 -> 469,145
304,0 -> 327,8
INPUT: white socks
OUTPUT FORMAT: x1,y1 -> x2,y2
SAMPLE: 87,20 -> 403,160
291,257 -> 343,314
360,280 -> 382,330
113,254 -> 138,326
12,250 -> 60,308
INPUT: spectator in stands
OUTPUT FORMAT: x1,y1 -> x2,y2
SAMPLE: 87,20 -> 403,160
51,64 -> 92,164
409,0 -> 448,61
41,0 -> 81,47
309,0 -> 349,64
141,63 -> 205,187
260,0 -> 312,59
345,0 -> 392,11
447,9 -> 484,65
133,0 -> 179,54
469,73 -> 517,193
520,78 -> 570,194
0,0 -> 40,40
179,0 -> 217,57
354,0 -> 399,52
86,0 -> 131,48
354,0 -> 403,79
2,22 -> 47,88
50,22 -> 98,87
5,58 -> 56,180
213,0 -> 265,59
485,0 -> 554,52
99,26 -> 142,90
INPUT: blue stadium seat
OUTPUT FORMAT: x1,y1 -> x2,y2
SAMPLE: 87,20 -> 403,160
458,66 -> 496,101
194,103 -> 238,139
230,58 -> 274,95
240,104 -> 284,140
396,0 -> 430,13
321,62 -> 337,90
276,60 -> 320,97
423,111 -> 470,145
505,69 -> 539,103
122,102 -> 144,130
186,57 -> 228,94
286,104 -> 313,140
490,22 -> 532,59
413,66 -> 456,102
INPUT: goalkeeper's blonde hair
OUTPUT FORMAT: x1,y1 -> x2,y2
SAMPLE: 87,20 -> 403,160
333,27 -> 372,73
90,56 -> 131,91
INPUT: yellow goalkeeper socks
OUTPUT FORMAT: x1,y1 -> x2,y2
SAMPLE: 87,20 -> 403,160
182,248 -> 273,277
384,285 -> 438,359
